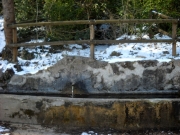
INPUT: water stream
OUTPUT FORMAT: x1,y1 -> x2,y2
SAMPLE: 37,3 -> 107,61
72,85 -> 74,98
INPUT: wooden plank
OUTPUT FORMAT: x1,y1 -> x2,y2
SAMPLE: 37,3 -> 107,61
7,19 -> 178,28
12,28 -> 18,62
172,23 -> 177,56
7,40 -> 90,47
151,11 -> 173,19
157,28 -> 171,37
7,39 -> 174,47
152,25 -> 172,37
92,39 -> 173,44
90,24 -> 95,59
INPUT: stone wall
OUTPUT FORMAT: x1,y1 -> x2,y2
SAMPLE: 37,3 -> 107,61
7,56 -> 180,94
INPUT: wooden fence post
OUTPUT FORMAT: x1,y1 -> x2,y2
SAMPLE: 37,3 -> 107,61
12,28 -> 18,62
172,22 -> 177,56
90,24 -> 95,59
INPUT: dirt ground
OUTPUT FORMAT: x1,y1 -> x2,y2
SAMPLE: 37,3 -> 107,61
0,122 -> 180,135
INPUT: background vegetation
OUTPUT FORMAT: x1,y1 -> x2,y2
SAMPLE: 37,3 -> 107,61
1,0 -> 180,42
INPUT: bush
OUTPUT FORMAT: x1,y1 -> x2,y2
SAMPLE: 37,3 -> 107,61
14,0 -> 45,22
12,0 -> 180,42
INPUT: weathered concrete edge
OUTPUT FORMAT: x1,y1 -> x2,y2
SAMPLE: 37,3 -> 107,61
0,94 -> 180,131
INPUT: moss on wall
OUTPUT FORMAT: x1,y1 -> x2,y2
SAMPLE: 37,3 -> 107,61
36,100 -> 179,130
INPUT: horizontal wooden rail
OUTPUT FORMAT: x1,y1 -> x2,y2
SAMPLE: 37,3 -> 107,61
7,19 -> 178,28
9,18 -> 178,62
151,11 -> 173,19
7,39 -> 174,47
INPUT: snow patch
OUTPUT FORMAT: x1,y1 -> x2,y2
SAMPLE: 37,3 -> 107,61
0,18 -> 179,75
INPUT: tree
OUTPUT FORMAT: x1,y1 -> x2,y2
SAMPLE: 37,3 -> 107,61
2,0 -> 16,61
2,0 -> 15,44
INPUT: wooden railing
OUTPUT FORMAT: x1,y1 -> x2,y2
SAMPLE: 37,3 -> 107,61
7,18 -> 178,62
150,11 -> 179,58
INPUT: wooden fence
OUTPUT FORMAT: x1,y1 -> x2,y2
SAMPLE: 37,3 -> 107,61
7,18 -> 178,62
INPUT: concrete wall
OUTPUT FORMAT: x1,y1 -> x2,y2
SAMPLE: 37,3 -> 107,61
0,94 -> 180,131
6,56 -> 180,94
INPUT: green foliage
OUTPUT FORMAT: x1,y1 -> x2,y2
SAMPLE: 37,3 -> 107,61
75,29 -> 90,40
12,0 -> 180,42
11,0 -> 180,23
14,0 -> 45,22
137,0 -> 180,18
43,0 -> 87,41
44,0 -> 77,21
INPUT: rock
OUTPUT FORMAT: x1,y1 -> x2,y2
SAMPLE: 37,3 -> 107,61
1,46 -> 13,61
135,55 -> 146,58
0,68 -> 3,78
163,51 -> 169,54
0,68 -> 14,83
0,87 -> 3,91
0,82 -> 5,87
21,49 -> 35,60
14,64 -> 23,72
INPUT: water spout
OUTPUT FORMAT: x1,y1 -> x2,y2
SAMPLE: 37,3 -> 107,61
72,84 -> 74,98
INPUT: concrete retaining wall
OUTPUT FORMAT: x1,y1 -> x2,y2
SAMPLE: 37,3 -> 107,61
0,94 -> 180,131
6,56 -> 180,94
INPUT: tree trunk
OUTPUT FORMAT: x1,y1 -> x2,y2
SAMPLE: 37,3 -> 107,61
2,0 -> 16,61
